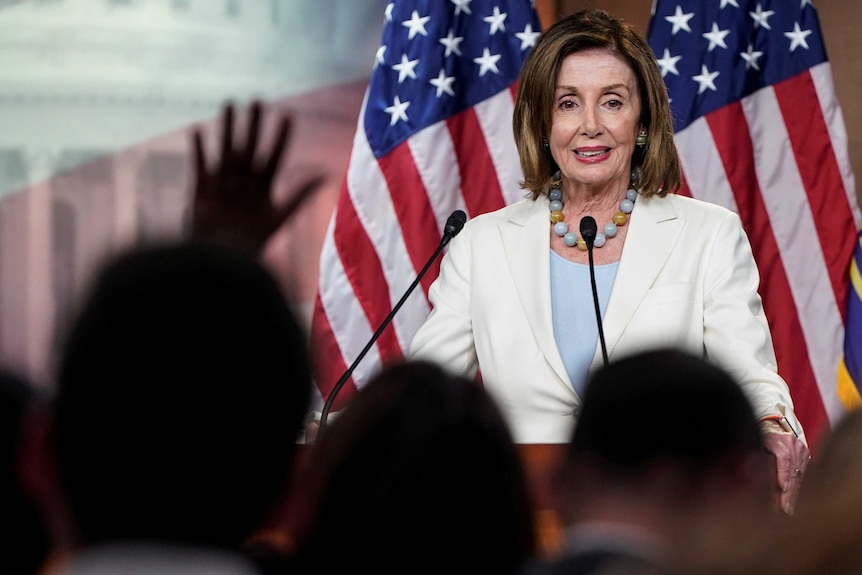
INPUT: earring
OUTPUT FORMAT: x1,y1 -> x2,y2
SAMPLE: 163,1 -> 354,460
542,137 -> 549,148
636,130 -> 648,147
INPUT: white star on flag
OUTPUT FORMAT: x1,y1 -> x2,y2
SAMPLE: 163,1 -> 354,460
439,30 -> 464,57
484,6 -> 508,35
740,43 -> 763,70
384,95 -> 410,125
473,47 -> 501,76
720,0 -> 740,7
402,10 -> 430,40
515,23 -> 541,50
450,0 -> 472,16
692,63 -> 719,93
429,69 -> 456,97
785,22 -> 813,51
375,45 -> 387,67
750,4 -> 775,30
666,6 -> 695,34
657,48 -> 682,76
703,22 -> 731,51
392,53 -> 419,83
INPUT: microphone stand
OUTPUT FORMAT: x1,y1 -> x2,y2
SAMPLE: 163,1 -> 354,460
586,243 -> 610,367
318,211 -> 467,435
580,216 -> 609,367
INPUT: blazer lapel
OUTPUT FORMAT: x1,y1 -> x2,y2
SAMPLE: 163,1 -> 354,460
600,195 -> 683,360
499,199 -> 574,389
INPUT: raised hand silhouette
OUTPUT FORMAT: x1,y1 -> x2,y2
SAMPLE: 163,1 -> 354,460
191,100 -> 324,253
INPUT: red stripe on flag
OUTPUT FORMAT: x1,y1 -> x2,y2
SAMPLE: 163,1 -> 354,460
378,142 -> 442,296
447,107 -> 507,216
773,71 -> 857,315
677,170 -> 692,198
706,103 -> 829,445
310,293 -> 355,410
332,181 -> 403,365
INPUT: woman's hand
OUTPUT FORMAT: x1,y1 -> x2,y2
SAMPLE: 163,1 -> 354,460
190,100 -> 324,253
761,419 -> 811,514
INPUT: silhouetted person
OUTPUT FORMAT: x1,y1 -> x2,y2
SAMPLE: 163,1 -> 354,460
522,348 -> 777,575
285,359 -> 538,575
47,242 -> 312,574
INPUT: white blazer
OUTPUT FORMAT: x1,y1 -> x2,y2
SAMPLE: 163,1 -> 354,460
409,193 -> 803,444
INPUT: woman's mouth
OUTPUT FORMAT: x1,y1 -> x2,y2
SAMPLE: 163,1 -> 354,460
574,147 -> 611,161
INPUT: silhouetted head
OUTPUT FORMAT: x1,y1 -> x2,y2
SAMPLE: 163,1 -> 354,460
53,242 -> 312,548
571,348 -> 764,475
294,359 -> 536,574
555,349 -> 773,574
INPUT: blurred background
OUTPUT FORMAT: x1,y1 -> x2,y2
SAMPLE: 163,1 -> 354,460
0,0 -> 858,389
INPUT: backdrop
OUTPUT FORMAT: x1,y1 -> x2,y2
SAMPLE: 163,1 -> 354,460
0,1 -> 858,440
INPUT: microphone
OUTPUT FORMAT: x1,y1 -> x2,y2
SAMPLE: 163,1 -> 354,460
443,209 -> 467,239
318,209 -> 468,434
580,216 -> 609,367
580,215 -> 597,249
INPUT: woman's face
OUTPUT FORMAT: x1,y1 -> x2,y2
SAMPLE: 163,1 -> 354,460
549,48 -> 641,193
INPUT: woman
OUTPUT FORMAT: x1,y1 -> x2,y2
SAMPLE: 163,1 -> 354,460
409,9 -> 809,514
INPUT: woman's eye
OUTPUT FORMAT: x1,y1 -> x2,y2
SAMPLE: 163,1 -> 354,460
558,100 -> 575,110
606,99 -> 622,109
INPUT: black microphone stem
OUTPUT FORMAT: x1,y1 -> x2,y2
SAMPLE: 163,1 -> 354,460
318,219 -> 462,435
587,245 -> 609,367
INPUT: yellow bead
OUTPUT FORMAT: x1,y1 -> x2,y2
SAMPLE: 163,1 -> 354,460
550,211 -> 564,223
577,238 -> 588,251
613,211 -> 627,226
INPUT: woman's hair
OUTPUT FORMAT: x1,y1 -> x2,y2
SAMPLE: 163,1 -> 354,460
513,8 -> 681,199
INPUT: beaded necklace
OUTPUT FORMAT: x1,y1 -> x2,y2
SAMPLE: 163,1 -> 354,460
549,184 -> 638,250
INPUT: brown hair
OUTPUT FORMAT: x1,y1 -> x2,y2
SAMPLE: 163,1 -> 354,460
513,8 -> 681,199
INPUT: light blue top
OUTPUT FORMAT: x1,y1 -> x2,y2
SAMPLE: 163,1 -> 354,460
550,250 -> 619,396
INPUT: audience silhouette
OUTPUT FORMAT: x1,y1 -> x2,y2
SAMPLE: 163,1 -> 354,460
521,348 -> 778,575
44,242 -> 312,573
283,359 -> 538,575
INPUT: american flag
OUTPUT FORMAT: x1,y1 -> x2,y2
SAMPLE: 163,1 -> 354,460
310,0 -> 541,410
648,0 -> 860,446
